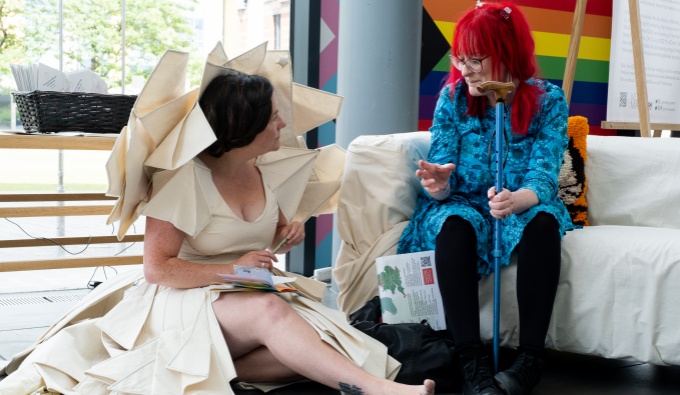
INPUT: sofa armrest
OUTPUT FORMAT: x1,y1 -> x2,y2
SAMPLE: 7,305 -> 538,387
334,131 -> 431,314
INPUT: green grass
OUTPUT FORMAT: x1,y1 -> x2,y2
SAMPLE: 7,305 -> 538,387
0,183 -> 108,192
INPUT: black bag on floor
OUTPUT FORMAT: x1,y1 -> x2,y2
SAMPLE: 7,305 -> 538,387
350,297 -> 460,392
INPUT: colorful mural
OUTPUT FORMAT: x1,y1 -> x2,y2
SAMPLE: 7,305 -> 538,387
313,0 -> 340,269
420,0 -> 614,135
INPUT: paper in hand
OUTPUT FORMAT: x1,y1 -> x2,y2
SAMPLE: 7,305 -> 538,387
219,265 -> 297,292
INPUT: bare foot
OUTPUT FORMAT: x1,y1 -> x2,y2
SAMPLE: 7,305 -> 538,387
419,379 -> 435,395
354,377 -> 436,395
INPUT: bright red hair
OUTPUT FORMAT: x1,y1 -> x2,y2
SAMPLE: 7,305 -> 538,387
447,1 -> 541,135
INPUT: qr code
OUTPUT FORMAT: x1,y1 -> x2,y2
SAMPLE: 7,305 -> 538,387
619,92 -> 627,107
420,255 -> 432,268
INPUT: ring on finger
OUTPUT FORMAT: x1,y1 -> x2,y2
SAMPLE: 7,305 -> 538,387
261,262 -> 265,268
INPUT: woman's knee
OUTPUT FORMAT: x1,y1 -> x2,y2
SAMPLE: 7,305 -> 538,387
517,213 -> 561,269
214,292 -> 292,325
435,216 -> 478,272
524,212 -> 559,237
437,215 -> 476,244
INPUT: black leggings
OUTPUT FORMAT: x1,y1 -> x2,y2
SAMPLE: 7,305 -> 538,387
434,212 -> 561,352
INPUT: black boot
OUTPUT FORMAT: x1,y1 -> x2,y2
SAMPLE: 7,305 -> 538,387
458,349 -> 505,395
494,351 -> 545,395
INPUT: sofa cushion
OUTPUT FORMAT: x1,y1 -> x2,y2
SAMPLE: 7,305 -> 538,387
586,135 -> 680,229
558,116 -> 589,226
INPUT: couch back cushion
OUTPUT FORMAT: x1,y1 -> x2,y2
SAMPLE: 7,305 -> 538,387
586,135 -> 680,229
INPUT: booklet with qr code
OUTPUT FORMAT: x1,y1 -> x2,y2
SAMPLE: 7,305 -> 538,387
375,250 -> 447,330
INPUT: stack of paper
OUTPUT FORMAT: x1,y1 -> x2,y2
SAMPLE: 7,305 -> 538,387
219,265 -> 298,293
10,63 -> 108,93
10,63 -> 39,91
65,69 -> 108,93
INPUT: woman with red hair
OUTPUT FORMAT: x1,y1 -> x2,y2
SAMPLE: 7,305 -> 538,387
398,1 -> 575,394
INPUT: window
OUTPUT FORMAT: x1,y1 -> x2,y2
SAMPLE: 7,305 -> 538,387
0,1 -> 292,285
0,0 -> 291,129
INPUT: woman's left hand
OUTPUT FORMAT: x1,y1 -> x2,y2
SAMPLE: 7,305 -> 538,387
488,186 -> 513,219
272,221 -> 305,254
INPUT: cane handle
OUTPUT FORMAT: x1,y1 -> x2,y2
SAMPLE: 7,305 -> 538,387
476,81 -> 515,102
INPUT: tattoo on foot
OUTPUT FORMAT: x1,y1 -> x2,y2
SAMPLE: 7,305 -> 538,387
339,382 -> 364,395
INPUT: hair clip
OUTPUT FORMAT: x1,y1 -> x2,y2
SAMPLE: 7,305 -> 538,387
499,6 -> 512,19
476,1 -> 484,8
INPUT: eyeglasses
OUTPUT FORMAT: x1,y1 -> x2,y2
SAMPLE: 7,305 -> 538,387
449,55 -> 489,73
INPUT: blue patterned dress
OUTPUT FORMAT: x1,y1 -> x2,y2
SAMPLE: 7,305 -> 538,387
398,79 -> 575,275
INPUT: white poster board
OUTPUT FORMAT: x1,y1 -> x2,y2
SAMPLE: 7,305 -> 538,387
607,0 -> 680,124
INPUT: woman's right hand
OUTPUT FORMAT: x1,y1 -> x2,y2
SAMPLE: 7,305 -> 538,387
416,159 -> 455,196
236,250 -> 279,271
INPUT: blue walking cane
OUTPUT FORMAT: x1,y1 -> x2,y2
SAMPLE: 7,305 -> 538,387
477,80 -> 515,374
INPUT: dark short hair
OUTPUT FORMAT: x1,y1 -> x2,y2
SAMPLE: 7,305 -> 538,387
199,73 -> 274,157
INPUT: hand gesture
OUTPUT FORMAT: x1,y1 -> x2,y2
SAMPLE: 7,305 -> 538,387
487,186 -> 513,219
416,159 -> 455,196
272,221 -> 305,255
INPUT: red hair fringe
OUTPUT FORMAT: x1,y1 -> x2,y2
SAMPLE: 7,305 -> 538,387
446,1 -> 542,135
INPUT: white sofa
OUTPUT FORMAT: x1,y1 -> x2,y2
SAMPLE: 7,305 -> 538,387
333,132 -> 680,366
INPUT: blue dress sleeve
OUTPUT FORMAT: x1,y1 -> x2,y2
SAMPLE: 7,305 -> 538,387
426,85 -> 459,196
520,85 -> 569,204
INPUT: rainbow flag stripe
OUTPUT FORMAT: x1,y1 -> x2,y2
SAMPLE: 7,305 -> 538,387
421,0 -> 614,135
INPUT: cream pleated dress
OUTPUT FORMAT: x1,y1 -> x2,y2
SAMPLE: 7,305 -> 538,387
0,158 -> 400,395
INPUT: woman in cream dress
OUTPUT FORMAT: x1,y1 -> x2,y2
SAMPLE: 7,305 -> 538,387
0,72 -> 435,395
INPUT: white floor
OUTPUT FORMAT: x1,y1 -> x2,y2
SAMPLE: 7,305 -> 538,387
0,289 -> 89,363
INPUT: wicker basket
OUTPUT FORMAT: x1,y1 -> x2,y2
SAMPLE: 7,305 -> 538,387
12,91 -> 137,134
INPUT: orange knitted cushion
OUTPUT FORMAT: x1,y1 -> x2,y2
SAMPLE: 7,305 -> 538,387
558,116 -> 589,226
